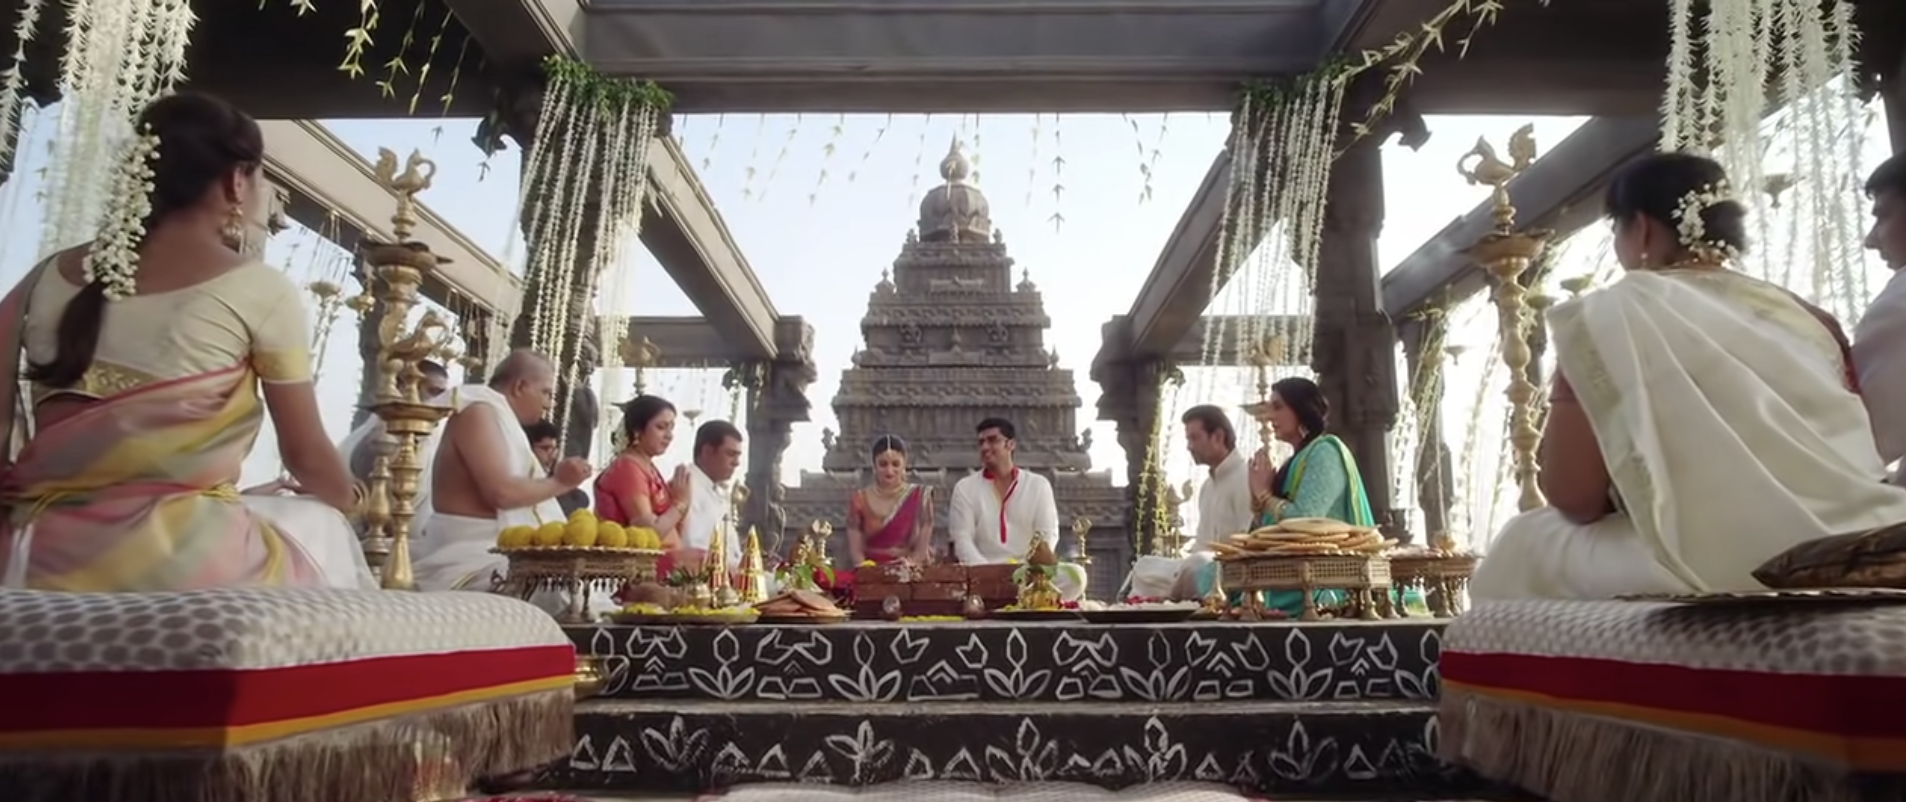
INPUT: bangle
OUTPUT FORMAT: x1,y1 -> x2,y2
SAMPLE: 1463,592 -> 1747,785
1250,491 -> 1273,513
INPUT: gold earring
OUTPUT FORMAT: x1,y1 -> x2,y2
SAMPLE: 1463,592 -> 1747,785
219,204 -> 248,252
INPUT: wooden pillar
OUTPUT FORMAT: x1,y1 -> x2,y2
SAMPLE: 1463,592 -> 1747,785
1311,140 -> 1401,534
1104,360 -> 1167,552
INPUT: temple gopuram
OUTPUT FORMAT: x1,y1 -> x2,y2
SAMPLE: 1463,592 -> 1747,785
781,141 -> 1132,590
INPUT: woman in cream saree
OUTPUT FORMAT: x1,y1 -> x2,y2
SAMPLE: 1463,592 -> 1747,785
0,93 -> 371,592
1473,153 -> 1906,599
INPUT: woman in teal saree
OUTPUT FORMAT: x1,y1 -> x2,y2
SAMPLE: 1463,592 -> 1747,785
1198,377 -> 1413,616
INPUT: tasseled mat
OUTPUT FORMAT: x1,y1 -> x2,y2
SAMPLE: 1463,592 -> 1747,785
0,687 -> 572,802
1440,687 -> 1906,802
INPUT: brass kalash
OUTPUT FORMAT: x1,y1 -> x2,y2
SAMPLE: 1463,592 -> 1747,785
356,148 -> 456,591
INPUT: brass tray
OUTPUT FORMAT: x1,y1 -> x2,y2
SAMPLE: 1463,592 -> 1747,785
992,609 -> 1080,622
664,610 -> 761,626
1614,587 -> 1906,606
756,613 -> 853,625
605,611 -> 673,625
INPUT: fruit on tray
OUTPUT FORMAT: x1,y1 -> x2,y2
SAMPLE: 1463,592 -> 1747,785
494,509 -> 663,550
755,589 -> 846,618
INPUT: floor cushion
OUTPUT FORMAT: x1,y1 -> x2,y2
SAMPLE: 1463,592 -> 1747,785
1439,599 -> 1906,802
0,588 -> 577,802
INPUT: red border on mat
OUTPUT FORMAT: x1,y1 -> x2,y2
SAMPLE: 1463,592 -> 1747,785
0,644 -> 577,732
1441,650 -> 1906,737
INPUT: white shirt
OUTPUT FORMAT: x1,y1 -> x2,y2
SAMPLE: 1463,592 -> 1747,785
948,467 -> 1059,564
1856,269 -> 1906,479
681,465 -> 742,569
1195,448 -> 1255,547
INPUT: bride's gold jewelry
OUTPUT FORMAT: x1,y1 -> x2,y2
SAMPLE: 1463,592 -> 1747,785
218,203 -> 248,251
871,481 -> 907,500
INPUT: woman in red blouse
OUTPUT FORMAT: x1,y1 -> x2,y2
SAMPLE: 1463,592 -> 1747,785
595,395 -> 689,555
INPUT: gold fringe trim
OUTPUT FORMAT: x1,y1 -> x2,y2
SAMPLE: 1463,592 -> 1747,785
0,688 -> 572,802
1439,687 -> 1906,802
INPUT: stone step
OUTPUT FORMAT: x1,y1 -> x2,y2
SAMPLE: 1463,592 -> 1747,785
554,698 -> 1483,798
529,780 -> 1531,800
569,619 -> 1445,705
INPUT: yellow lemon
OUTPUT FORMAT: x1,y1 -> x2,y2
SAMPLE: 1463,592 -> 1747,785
597,522 -> 630,548
533,521 -> 567,547
628,526 -> 661,550
568,508 -> 596,522
564,517 -> 599,547
497,525 -> 536,549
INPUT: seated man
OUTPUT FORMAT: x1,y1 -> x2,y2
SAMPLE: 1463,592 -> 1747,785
411,350 -> 591,593
526,419 -> 589,517
947,417 -> 1085,601
1852,153 -> 1906,478
1161,406 -> 1252,600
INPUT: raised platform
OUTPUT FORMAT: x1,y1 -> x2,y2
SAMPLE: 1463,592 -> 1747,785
555,619 -> 1485,797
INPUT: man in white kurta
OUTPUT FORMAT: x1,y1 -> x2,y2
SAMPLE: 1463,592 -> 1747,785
1163,406 -> 1255,599
1853,154 -> 1906,479
677,420 -> 745,572
948,418 -> 1083,600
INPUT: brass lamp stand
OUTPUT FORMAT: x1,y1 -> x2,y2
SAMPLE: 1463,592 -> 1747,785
1457,126 -> 1552,513
359,149 -> 456,590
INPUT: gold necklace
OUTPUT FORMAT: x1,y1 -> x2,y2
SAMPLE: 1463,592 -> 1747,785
871,482 -> 908,500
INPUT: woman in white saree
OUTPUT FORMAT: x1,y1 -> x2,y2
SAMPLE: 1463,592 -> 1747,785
1473,152 -> 1906,600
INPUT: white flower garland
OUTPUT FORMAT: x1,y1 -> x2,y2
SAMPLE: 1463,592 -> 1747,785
511,57 -> 667,450
27,0 -> 195,298
1657,0 -> 1869,322
1671,181 -> 1744,264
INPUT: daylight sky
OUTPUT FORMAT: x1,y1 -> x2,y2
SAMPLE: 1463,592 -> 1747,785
0,102 -> 1888,540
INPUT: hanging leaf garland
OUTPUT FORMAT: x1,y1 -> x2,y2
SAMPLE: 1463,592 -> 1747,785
516,55 -> 671,405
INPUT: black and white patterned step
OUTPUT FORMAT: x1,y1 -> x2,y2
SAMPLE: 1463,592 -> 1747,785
553,699 -> 1481,797
567,620 -> 1445,704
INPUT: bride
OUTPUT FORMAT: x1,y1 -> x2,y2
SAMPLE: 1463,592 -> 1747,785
0,92 -> 372,591
1473,152 -> 1906,600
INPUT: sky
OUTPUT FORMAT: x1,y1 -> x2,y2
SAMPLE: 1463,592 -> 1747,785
0,100 -> 1889,545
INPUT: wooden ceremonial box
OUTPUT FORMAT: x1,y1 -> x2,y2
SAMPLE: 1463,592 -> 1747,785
852,563 -> 1019,617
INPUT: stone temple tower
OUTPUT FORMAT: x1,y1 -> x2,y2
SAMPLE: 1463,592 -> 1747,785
779,139 -> 1132,591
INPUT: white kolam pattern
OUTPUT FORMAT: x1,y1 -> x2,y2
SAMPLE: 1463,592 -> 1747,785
1444,599 -> 1906,676
0,588 -> 569,674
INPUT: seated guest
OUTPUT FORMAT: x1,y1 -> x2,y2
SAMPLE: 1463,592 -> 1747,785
1473,152 -> 1906,600
1853,153 -> 1906,477
527,419 -> 589,517
675,420 -> 745,575
337,359 -> 451,481
595,395 -> 688,550
1209,378 -> 1377,615
846,435 -> 933,565
0,92 -> 370,591
948,417 -> 1084,600
411,350 -> 592,592
1162,405 -> 1252,599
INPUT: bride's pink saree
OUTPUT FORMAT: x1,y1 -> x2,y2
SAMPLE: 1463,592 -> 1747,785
0,257 -> 323,590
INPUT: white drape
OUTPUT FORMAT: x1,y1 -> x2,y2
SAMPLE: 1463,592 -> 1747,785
1474,270 -> 1906,599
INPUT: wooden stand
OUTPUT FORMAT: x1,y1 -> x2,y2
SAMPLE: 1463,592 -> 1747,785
491,547 -> 662,623
1219,553 -> 1397,621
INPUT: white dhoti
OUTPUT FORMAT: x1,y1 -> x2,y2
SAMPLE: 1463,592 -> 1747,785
240,494 -> 376,590
1471,508 -> 1692,600
413,513 -> 617,617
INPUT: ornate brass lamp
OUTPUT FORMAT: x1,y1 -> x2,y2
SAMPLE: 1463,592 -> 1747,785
360,148 -> 456,590
1457,125 -> 1552,513
1240,336 -> 1282,448
1070,516 -> 1092,565
621,336 -> 661,394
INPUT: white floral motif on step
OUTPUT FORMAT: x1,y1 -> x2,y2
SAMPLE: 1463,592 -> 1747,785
1118,717 -> 1189,781
688,628 -> 755,700
824,720 -> 897,783
828,633 -> 903,702
1269,719 -> 1339,782
639,716 -> 710,774
0,588 -> 565,673
1267,628 -> 1332,700
980,629 -> 1052,699
982,718 -> 1061,782
1119,631 -> 1192,702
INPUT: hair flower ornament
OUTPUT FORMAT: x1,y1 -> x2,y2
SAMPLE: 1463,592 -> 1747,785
1671,180 -> 1743,263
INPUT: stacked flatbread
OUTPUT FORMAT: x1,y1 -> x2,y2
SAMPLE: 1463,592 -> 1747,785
1212,517 -> 1396,558
755,589 -> 848,618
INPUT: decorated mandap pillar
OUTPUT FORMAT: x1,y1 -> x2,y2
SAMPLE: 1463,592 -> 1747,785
1310,139 -> 1402,536
1397,311 -> 1453,543
1102,359 -> 1170,553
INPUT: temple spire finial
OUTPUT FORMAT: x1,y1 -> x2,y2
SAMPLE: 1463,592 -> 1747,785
940,137 -> 972,184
